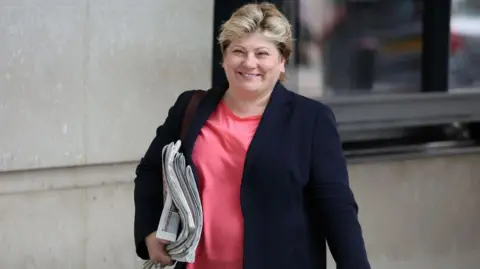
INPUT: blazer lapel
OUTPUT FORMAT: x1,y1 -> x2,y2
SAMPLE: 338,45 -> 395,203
243,82 -> 293,176
182,84 -> 226,185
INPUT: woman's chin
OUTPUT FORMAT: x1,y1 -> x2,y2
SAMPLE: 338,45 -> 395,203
233,81 -> 264,92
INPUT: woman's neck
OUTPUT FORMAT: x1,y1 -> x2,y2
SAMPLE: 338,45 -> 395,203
223,88 -> 272,118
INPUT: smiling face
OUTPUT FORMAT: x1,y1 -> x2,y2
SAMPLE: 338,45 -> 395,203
222,32 -> 286,96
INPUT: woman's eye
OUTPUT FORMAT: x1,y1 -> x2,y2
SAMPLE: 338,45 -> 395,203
233,50 -> 244,54
258,52 -> 269,56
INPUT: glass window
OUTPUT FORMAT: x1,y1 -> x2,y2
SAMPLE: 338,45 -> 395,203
449,0 -> 480,89
284,0 -> 424,97
211,0 -> 480,156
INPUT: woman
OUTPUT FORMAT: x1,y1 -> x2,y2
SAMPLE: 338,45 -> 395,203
134,2 -> 370,269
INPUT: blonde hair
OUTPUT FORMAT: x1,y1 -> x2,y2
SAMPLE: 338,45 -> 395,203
218,2 -> 293,81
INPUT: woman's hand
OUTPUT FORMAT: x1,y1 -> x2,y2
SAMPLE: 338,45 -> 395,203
145,232 -> 173,266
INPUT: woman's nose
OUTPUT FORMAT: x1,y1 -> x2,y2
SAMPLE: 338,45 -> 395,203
242,53 -> 257,68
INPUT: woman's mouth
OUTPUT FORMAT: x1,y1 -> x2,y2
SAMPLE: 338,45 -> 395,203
238,72 -> 261,78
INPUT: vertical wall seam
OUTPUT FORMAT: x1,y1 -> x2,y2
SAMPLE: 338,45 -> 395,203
82,0 -> 91,268
82,0 -> 91,166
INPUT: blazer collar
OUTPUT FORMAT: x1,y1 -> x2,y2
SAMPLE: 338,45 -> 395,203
183,80 -> 293,163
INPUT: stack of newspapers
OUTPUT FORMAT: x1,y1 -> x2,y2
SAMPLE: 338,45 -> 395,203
143,141 -> 203,269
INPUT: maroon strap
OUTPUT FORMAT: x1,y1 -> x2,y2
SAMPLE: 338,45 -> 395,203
180,90 -> 207,142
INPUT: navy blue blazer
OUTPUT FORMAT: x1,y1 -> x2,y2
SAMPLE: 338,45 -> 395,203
134,82 -> 371,269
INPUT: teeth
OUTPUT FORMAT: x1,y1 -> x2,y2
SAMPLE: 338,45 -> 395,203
242,73 -> 258,77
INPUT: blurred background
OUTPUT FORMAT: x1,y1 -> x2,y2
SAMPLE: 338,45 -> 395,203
1,0 -> 480,268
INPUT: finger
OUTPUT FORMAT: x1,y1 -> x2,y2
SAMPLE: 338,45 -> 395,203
152,249 -> 172,265
158,255 -> 173,265
157,238 -> 170,245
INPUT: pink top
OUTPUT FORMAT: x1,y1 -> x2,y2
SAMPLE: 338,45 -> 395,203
187,100 -> 262,269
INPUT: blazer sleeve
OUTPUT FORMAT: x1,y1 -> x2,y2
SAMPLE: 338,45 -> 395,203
133,90 -> 194,260
308,104 -> 371,269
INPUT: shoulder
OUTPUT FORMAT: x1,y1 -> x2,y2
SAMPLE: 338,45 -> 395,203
285,90 -> 341,146
169,88 -> 211,114
285,91 -> 344,159
174,87 -> 215,104
288,90 -> 337,123
173,89 -> 200,107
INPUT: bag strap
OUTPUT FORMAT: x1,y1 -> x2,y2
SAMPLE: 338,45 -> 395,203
180,90 -> 207,141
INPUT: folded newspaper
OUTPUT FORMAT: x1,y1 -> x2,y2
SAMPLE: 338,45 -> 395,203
143,141 -> 203,269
